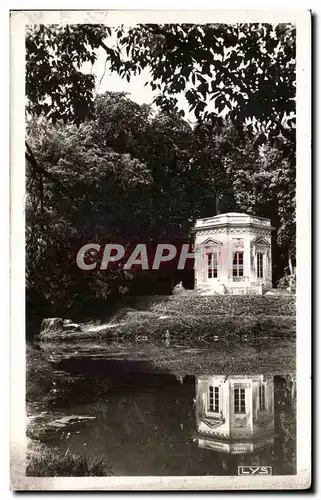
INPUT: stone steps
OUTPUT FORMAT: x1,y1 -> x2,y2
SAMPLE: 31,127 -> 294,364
195,284 -> 263,296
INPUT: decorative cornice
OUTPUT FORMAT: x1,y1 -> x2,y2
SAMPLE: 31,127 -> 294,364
193,222 -> 274,233
195,432 -> 254,441
196,227 -> 272,236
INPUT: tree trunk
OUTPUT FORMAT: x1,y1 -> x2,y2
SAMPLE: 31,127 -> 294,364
288,252 -> 293,275
215,191 -> 220,215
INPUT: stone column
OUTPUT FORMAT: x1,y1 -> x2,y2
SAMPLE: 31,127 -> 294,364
199,247 -> 207,287
265,244 -> 272,287
194,241 -> 203,289
249,238 -> 255,284
219,230 -> 229,286
227,232 -> 233,286
244,234 -> 251,283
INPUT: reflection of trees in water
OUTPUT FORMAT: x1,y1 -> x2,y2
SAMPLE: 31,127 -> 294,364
274,375 -> 296,474
93,384 -> 197,475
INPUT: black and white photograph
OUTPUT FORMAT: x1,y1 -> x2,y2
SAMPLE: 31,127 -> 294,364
10,9 -> 311,491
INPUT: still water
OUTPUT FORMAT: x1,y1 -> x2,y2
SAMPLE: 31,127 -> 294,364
28,340 -> 296,476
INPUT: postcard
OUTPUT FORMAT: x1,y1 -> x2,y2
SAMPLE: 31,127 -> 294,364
10,9 -> 311,490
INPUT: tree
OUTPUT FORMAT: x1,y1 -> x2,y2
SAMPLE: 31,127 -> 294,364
259,143 -> 296,275
112,24 -> 295,133
25,23 -> 295,227
92,92 -> 196,239
222,124 -> 295,280
26,23 -> 295,135
191,119 -> 237,217
26,113 -> 152,310
26,24 -> 110,124
144,111 -> 196,238
26,92 -> 199,312
25,24 -> 295,225
25,24 -> 112,220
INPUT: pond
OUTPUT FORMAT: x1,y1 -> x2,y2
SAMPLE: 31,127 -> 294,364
27,338 -> 296,477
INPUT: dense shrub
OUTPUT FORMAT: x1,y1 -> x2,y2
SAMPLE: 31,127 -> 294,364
278,270 -> 296,291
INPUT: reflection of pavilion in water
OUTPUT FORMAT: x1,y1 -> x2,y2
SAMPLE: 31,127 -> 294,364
194,375 -> 275,454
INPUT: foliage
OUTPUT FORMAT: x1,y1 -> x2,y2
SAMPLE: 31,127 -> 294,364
26,24 -> 109,124
278,269 -> 296,291
26,23 -> 295,135
26,93 -> 200,316
26,108 -> 152,308
92,92 -> 196,238
222,125 -> 295,260
109,23 -> 295,133
190,119 -> 236,216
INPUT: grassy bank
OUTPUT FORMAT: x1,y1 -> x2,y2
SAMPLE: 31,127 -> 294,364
38,295 -> 296,342
132,294 -> 295,316
39,312 -> 295,343
109,312 -> 295,343
27,442 -> 112,476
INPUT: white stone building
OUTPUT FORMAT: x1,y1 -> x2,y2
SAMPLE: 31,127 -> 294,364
194,375 -> 275,454
193,212 -> 273,295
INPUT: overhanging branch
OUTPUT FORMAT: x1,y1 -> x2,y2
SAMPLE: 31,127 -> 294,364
25,141 -> 63,187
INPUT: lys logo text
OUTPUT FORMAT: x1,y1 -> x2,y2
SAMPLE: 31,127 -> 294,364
238,466 -> 272,476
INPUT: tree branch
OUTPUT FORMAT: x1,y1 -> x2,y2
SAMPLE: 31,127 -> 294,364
25,141 -> 63,187
98,56 -> 108,88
